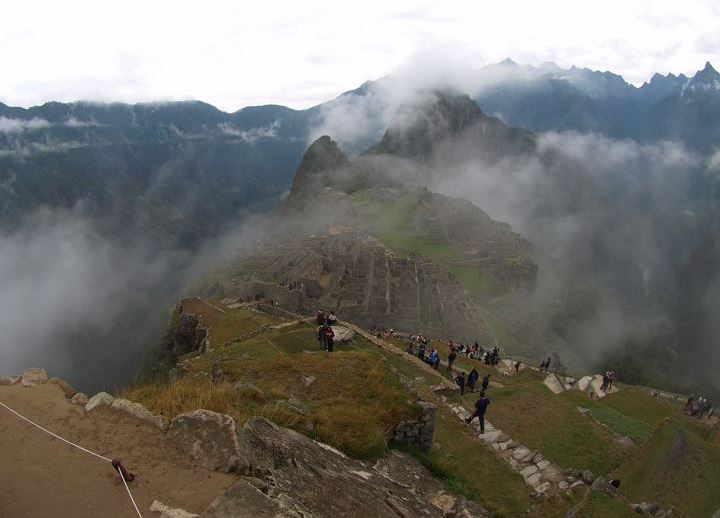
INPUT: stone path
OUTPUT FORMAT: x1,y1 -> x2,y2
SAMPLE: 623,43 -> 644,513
442,398 -> 580,498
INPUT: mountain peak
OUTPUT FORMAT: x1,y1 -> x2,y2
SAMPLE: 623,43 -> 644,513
286,136 -> 349,204
366,90 -> 485,159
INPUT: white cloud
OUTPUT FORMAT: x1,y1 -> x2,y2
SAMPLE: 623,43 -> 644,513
64,117 -> 103,128
218,120 -> 281,143
0,117 -> 51,133
0,0 -> 717,111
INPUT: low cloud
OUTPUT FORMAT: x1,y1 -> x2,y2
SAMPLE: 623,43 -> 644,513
0,116 -> 51,133
218,120 -> 281,143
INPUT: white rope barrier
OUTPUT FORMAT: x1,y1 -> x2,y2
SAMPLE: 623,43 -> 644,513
0,400 -> 143,517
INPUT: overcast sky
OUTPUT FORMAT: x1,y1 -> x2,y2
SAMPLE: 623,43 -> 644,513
1,0 -> 717,111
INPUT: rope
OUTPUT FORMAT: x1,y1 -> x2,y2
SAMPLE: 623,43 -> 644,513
0,400 -> 143,517
117,464 -> 143,518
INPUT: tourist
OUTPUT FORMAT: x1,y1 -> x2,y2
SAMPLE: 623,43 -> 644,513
316,325 -> 326,350
455,372 -> 466,395
428,349 -> 439,368
316,310 -> 325,325
465,391 -> 491,433
539,359 -> 547,372
448,349 -> 457,370
601,371 -> 611,392
325,325 -> 335,352
481,373 -> 490,392
468,368 -> 479,392
418,342 -> 427,362
545,357 -> 552,372
608,370 -> 617,391
515,361 -> 521,373
327,310 -> 337,326
406,342 -> 414,355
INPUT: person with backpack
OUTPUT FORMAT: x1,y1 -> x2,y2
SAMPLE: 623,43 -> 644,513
448,349 -> 458,370
465,392 -> 491,433
455,372 -> 466,395
481,373 -> 490,392
418,342 -> 427,362
467,368 -> 479,392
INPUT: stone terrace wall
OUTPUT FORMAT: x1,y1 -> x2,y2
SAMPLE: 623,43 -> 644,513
392,401 -> 436,451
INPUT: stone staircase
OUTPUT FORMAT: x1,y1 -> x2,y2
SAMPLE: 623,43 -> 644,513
443,399 -> 581,499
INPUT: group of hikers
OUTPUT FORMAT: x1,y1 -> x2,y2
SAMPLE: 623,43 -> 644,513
404,334 -> 496,433
684,396 -> 714,418
315,310 -> 338,352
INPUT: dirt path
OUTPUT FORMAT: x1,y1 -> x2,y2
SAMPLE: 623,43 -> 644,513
0,383 -> 236,518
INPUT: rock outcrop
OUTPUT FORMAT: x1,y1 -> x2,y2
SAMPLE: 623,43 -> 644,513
167,409 -> 487,517
0,375 -> 21,386
111,398 -> 169,431
167,410 -> 245,474
85,392 -> 115,412
21,368 -> 48,387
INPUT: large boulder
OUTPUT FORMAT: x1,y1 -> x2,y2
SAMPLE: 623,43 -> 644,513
85,392 -> 115,412
111,398 -> 169,431
577,376 -> 593,392
543,373 -> 566,395
71,392 -> 89,406
21,368 -> 48,387
166,410 -> 245,473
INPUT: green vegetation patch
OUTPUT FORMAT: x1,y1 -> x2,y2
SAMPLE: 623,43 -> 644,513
474,376 -> 627,474
614,419 -> 720,518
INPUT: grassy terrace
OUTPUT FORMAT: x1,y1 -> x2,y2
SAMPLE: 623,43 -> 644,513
353,196 -> 501,297
127,298 -> 720,517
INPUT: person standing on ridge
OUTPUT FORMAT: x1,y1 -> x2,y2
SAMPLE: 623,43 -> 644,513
455,372 -> 466,395
481,373 -> 490,392
448,349 -> 457,370
325,325 -> 335,352
468,368 -> 479,392
465,392 -> 491,433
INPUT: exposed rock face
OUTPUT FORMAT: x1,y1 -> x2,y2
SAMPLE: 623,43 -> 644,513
200,480 -> 299,518
85,392 -> 115,412
111,398 -> 169,431
21,368 -> 48,387
374,450 -> 489,517
159,312 -> 209,366
170,410 -> 487,517
166,410 -> 245,474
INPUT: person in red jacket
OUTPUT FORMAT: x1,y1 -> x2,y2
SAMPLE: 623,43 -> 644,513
324,325 -> 335,352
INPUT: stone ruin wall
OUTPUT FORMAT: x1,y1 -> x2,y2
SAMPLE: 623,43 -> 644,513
391,401 -> 436,452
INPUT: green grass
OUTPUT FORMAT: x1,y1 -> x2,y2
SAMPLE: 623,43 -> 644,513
614,419 -> 720,517
448,264 -> 499,296
470,371 -> 627,474
410,403 -> 534,517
